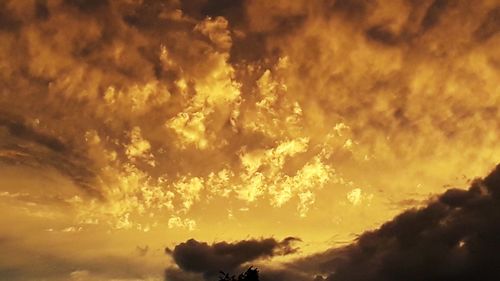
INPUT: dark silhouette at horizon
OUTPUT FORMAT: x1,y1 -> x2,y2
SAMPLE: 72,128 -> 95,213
219,267 -> 260,281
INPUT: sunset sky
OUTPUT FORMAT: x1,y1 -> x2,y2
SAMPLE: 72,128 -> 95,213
0,0 -> 499,280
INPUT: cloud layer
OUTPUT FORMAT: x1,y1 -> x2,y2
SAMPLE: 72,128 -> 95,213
0,0 -> 499,280
1,0 -> 498,230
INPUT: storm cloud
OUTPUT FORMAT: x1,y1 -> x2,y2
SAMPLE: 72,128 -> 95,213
0,0 -> 499,280
168,237 -> 300,278
287,164 -> 500,281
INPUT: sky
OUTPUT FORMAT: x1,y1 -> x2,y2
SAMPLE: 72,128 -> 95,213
0,0 -> 499,280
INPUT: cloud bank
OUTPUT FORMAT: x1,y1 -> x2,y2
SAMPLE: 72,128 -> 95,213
290,164 -> 500,281
169,164 -> 500,281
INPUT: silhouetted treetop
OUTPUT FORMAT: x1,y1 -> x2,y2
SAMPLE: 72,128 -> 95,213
219,267 -> 259,281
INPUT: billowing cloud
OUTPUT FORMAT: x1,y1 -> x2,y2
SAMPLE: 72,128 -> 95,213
1,0 -> 498,231
0,0 -> 499,280
167,237 -> 301,279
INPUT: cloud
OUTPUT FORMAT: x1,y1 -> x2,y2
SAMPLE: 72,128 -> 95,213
166,165 -> 500,281
289,164 -> 500,281
474,6 -> 500,41
168,237 -> 301,279
0,0 -> 499,279
0,113 -> 66,152
0,112 -> 100,196
0,0 -> 498,231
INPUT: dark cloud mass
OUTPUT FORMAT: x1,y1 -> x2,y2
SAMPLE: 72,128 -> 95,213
286,164 -> 500,281
168,166 -> 500,281
168,237 -> 300,278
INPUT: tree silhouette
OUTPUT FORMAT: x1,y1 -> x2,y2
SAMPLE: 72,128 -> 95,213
218,267 -> 260,281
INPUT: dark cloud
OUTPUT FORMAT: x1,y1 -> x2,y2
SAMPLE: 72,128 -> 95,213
420,0 -> 451,31
365,25 -> 400,46
289,164 -> 500,281
325,0 -> 372,20
474,6 -> 500,41
35,0 -> 50,20
0,113 -> 66,153
64,0 -> 109,12
168,237 -> 301,278
0,112 -> 100,196
180,0 -> 246,25
0,2 -> 21,31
